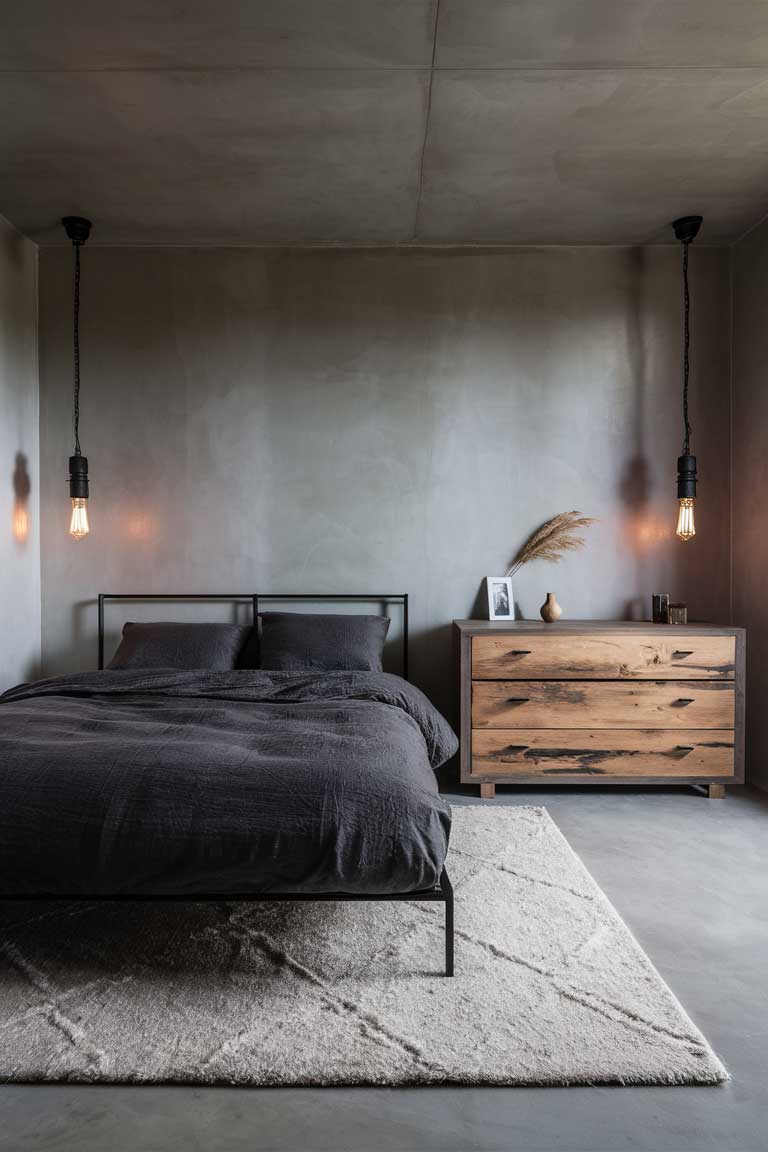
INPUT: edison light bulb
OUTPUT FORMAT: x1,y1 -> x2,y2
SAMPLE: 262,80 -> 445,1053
69,497 -> 90,540
676,498 -> 695,542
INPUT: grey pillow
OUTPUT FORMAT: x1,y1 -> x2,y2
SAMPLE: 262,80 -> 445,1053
108,622 -> 249,671
258,612 -> 390,672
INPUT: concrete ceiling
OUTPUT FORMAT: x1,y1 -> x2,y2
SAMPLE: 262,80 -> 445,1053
2,1 -> 768,245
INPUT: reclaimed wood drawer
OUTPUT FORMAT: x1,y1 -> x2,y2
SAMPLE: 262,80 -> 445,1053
471,729 -> 735,779
455,621 -> 745,797
472,680 -> 735,730
471,633 -> 735,681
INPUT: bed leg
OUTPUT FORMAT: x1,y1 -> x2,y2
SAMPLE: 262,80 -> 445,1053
441,869 -> 454,977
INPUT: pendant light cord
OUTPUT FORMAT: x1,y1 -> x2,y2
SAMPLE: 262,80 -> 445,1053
72,240 -> 82,457
682,238 -> 691,457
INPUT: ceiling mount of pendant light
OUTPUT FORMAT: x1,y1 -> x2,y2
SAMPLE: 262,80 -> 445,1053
671,214 -> 702,542
62,215 -> 92,540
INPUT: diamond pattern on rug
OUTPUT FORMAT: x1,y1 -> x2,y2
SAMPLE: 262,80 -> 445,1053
0,807 -> 728,1085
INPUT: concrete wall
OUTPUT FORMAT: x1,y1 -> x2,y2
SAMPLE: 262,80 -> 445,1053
734,225 -> 768,791
0,215 -> 39,689
38,245 -> 731,716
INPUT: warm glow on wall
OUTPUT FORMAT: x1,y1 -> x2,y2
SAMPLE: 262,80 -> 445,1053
632,515 -> 670,549
123,510 -> 157,541
12,452 -> 30,544
13,502 -> 29,543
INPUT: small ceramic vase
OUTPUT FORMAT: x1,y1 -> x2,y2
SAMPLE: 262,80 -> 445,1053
540,592 -> 562,623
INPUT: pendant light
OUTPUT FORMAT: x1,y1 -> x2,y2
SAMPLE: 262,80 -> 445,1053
62,215 -> 92,539
671,215 -> 702,542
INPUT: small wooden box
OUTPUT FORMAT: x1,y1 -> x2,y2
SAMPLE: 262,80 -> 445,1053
454,620 -> 745,798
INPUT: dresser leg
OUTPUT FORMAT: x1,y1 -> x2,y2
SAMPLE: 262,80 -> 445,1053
480,782 -> 496,799
707,783 -> 726,799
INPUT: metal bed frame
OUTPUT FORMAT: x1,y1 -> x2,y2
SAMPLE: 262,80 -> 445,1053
5,593 -> 455,977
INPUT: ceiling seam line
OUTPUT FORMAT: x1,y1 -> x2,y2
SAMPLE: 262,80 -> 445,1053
732,202 -> 768,245
33,241 -> 731,250
411,0 -> 441,242
3,64 -> 768,73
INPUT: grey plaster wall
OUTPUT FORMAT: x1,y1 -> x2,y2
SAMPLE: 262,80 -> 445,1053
0,215 -> 39,690
734,225 -> 768,792
38,246 -> 731,717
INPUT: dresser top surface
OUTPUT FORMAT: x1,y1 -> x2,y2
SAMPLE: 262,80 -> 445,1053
453,619 -> 744,636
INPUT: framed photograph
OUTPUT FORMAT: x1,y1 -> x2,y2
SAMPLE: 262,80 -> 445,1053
486,576 -> 514,621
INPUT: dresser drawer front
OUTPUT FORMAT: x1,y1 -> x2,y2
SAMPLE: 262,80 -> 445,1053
471,634 -> 735,680
471,730 -> 735,778
472,680 -> 735,730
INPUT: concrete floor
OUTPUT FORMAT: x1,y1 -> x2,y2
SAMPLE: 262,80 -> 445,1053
1,783 -> 767,1152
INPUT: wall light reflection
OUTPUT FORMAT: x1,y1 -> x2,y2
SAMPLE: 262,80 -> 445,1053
123,510 -> 157,541
12,453 -> 30,545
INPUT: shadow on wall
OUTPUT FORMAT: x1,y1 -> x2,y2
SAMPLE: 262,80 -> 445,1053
409,622 -> 456,722
12,452 -> 30,547
409,621 -> 463,782
618,247 -> 653,618
73,600 -> 95,668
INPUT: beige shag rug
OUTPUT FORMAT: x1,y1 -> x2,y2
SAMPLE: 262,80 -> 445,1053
0,806 -> 727,1086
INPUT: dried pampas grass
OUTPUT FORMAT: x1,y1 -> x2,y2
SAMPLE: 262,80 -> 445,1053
507,511 -> 597,577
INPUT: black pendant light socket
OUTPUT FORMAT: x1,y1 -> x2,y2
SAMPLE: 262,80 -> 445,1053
69,454 -> 89,500
62,216 -> 92,245
672,215 -> 703,244
676,453 -> 697,500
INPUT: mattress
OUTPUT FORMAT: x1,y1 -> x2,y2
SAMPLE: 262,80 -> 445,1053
0,669 -> 456,896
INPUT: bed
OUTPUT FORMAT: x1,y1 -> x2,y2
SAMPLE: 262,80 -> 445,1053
0,593 -> 457,975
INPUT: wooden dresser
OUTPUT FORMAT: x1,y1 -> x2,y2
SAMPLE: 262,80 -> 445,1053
454,621 -> 745,798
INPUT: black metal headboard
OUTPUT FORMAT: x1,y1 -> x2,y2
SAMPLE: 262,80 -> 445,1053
97,592 -> 409,679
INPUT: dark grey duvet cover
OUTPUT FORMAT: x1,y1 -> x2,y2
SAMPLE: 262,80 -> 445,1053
0,670 -> 456,896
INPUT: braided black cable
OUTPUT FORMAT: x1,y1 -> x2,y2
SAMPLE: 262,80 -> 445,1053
682,238 -> 691,456
73,239 -> 81,456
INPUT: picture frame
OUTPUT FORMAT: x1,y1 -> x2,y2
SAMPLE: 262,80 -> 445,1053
486,576 -> 514,621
